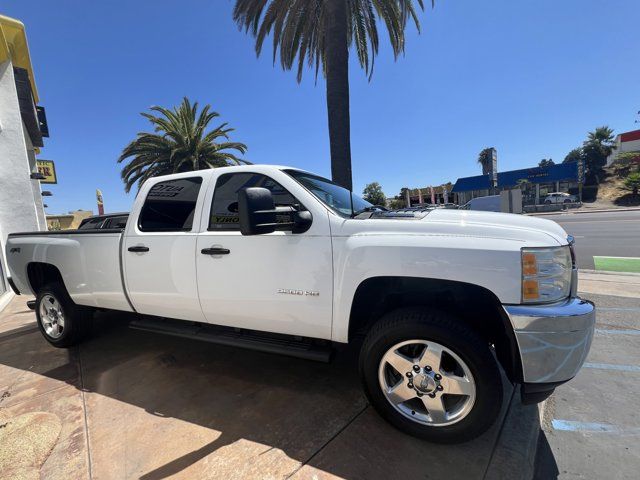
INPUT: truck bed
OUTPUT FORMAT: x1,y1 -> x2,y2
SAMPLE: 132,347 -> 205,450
6,229 -> 133,312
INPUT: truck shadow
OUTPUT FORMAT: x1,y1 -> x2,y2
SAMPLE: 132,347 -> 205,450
0,309 -> 551,480
533,432 -> 560,479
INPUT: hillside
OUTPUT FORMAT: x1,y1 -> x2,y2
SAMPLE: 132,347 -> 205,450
583,166 -> 640,209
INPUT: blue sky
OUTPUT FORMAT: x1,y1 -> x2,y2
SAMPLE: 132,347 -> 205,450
4,0 -> 639,214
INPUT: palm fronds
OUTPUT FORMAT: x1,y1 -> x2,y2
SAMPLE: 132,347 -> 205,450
118,98 -> 249,193
233,0 -> 429,82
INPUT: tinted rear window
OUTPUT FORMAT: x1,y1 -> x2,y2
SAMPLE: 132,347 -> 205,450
104,215 -> 128,229
78,218 -> 104,230
138,177 -> 202,232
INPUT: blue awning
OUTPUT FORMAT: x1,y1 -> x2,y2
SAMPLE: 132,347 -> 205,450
497,163 -> 579,188
451,174 -> 490,193
452,162 -> 579,193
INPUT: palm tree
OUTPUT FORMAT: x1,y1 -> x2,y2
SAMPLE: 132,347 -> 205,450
233,0 -> 430,191
477,147 -> 494,175
582,126 -> 616,183
118,98 -> 248,193
585,126 -> 616,156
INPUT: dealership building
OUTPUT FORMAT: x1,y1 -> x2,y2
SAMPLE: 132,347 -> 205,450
452,161 -> 583,206
606,129 -> 640,166
0,15 -> 49,310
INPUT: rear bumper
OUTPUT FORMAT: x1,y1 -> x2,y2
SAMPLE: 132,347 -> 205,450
504,297 -> 595,385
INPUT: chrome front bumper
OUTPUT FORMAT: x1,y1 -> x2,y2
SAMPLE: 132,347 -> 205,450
504,297 -> 595,384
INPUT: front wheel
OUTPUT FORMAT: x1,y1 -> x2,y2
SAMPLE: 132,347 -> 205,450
359,308 -> 503,443
35,283 -> 92,347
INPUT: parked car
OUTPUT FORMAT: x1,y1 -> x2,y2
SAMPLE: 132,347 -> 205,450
78,212 -> 129,230
5,165 -> 594,443
459,195 -> 501,212
543,192 -> 578,204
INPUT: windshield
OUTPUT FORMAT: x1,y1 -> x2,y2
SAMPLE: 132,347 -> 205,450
285,170 -> 371,217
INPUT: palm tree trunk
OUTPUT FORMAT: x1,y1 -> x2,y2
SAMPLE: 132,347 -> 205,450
325,0 -> 352,191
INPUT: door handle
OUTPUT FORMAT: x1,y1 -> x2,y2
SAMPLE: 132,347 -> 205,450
201,247 -> 230,255
128,246 -> 150,253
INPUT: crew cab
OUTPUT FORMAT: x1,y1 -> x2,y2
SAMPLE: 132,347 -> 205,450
5,165 -> 595,443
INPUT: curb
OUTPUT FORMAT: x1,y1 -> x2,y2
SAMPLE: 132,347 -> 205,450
580,269 -> 640,277
484,388 -> 541,480
529,206 -> 640,216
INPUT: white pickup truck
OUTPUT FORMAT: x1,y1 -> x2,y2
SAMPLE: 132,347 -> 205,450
5,165 -> 595,443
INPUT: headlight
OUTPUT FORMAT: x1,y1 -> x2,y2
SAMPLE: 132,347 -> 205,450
521,246 -> 572,303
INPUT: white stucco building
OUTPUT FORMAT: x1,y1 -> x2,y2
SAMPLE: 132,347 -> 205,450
606,129 -> 640,166
0,14 -> 48,310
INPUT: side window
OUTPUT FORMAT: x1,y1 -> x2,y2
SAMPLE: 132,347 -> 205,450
209,173 -> 299,231
138,177 -> 203,232
104,215 -> 128,229
78,218 -> 104,230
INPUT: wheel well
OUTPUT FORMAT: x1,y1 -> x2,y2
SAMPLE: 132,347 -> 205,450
349,277 -> 523,383
27,263 -> 65,295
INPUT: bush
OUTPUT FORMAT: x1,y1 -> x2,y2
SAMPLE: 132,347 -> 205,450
581,185 -> 598,202
612,151 -> 640,178
624,172 -> 640,196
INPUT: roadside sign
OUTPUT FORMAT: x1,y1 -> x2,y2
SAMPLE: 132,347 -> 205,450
577,159 -> 585,184
36,160 -> 57,184
96,189 -> 104,215
490,148 -> 498,188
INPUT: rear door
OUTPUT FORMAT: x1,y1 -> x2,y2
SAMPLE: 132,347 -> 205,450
195,170 -> 333,339
123,175 -> 206,322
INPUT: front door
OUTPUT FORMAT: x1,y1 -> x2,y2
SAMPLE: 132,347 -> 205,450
123,175 -> 206,322
196,172 -> 333,340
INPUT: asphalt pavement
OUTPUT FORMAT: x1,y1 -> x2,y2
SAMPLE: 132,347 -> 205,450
543,210 -> 640,270
535,290 -> 640,480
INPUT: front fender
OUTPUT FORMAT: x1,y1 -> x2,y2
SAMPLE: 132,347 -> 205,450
331,234 -> 523,342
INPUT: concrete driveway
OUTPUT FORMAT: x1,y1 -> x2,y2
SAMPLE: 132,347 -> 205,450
0,297 -> 535,480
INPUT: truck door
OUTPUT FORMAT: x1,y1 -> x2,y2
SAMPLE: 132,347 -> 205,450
123,175 -> 206,322
196,171 -> 333,340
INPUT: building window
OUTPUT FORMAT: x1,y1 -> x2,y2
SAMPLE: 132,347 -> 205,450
538,182 -> 556,197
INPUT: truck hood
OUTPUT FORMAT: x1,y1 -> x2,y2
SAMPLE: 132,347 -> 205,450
338,209 -> 569,247
424,209 -> 569,245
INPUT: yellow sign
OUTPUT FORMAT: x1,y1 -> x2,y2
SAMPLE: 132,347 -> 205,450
36,160 -> 57,184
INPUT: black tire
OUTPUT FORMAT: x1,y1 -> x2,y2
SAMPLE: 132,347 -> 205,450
544,200 -> 552,204
359,307 -> 503,443
35,282 -> 92,347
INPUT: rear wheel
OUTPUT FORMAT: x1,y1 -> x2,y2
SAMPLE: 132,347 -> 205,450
360,308 -> 503,443
35,283 -> 92,347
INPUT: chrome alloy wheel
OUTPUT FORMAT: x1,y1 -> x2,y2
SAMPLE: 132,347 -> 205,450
39,294 -> 65,339
378,339 -> 476,427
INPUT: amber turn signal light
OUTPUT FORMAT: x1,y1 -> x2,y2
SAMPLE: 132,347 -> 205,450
522,279 -> 540,300
522,253 -> 538,276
